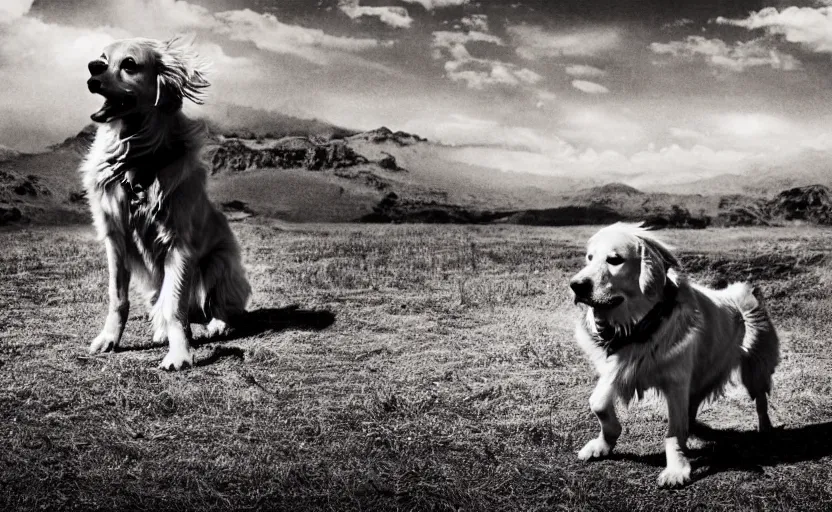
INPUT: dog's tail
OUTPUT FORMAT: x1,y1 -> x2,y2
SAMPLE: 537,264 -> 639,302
732,283 -> 780,400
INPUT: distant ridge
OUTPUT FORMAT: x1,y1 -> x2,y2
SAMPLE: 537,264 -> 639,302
0,145 -> 20,162
346,126 -> 426,146
4,105 -> 832,228
580,183 -> 644,196
51,124 -> 96,153
204,104 -> 357,140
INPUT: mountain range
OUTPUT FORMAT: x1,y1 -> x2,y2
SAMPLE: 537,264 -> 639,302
1,108 -> 831,228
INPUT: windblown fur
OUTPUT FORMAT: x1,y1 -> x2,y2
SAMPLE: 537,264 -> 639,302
82,36 -> 250,370
569,223 -> 779,487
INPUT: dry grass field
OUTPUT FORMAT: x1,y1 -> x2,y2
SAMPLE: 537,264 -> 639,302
2,221 -> 832,511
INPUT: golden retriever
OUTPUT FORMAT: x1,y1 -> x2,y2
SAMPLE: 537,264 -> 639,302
569,223 -> 779,487
81,36 -> 250,370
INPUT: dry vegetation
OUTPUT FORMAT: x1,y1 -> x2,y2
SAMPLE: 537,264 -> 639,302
1,222 -> 831,511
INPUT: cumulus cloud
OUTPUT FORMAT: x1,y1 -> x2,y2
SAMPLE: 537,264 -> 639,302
444,60 -> 541,89
513,67 -> 544,84
63,0 -> 220,36
0,9 -> 128,150
801,131 -> 832,151
402,0 -> 469,9
717,6 -> 832,53
338,1 -> 413,29
508,25 -> 621,59
564,64 -> 607,77
432,30 -> 503,47
571,80 -> 610,94
650,36 -> 800,72
558,107 -> 645,149
445,141 -> 757,186
412,111 -> 795,188
403,114 -> 574,154
71,1 -> 390,65
535,90 -> 557,108
215,9 -> 382,65
713,113 -> 792,138
661,18 -> 695,31
0,0 -> 34,22
432,30 -> 542,89
0,0 -> 379,150
461,14 -> 489,32
403,115 -> 754,187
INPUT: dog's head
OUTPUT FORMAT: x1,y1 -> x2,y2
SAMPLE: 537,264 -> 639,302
86,36 -> 209,123
570,222 -> 679,321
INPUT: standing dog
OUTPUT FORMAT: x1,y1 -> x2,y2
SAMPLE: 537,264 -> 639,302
81,37 -> 251,370
569,223 -> 779,487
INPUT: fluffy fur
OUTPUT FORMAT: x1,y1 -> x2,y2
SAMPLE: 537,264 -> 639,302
569,223 -> 779,487
81,36 -> 251,370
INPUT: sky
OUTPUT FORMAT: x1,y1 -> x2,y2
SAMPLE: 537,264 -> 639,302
3,0 -> 832,186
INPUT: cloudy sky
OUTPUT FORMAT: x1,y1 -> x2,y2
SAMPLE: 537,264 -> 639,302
3,0 -> 832,185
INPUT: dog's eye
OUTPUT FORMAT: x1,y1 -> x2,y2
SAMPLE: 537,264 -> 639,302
586,254 -> 593,262
606,255 -> 625,266
120,57 -> 139,73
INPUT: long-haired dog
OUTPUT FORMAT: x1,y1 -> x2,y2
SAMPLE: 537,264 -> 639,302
81,36 -> 250,370
569,223 -> 779,487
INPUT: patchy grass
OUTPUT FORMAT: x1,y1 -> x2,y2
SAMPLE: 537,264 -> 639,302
1,222 -> 832,511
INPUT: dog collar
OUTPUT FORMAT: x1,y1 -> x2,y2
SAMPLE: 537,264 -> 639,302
591,281 -> 679,356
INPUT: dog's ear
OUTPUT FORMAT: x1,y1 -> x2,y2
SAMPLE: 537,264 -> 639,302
638,235 -> 679,298
155,35 -> 210,112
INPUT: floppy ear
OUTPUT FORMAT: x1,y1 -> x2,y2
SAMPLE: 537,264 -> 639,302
155,35 -> 210,112
638,235 -> 679,298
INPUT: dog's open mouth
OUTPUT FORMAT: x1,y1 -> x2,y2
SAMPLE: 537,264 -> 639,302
91,96 -> 137,123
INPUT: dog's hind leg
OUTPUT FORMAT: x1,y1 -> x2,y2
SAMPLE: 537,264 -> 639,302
90,237 -> 131,354
195,245 -> 251,339
578,377 -> 621,461
738,287 -> 779,431
740,340 -> 777,432
755,393 -> 773,432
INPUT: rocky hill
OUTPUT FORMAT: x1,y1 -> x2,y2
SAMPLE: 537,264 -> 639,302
498,184 -> 832,229
0,145 -> 20,162
2,109 -> 832,228
346,126 -> 426,146
769,185 -> 832,225
206,138 -> 371,174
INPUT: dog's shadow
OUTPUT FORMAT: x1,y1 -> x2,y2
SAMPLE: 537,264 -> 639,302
611,421 -> 832,481
195,305 -> 336,345
117,305 -> 336,365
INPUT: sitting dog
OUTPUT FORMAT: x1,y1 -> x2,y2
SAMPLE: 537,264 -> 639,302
81,36 -> 251,370
569,223 -> 779,487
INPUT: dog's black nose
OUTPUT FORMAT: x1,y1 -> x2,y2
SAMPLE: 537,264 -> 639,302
570,278 -> 592,298
88,60 -> 107,76
87,78 -> 101,93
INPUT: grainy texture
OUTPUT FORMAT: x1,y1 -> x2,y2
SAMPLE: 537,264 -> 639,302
1,222 -> 831,511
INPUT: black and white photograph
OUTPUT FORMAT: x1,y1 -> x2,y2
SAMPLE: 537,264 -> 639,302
1,0 -> 832,509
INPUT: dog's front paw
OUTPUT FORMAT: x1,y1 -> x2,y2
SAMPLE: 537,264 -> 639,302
657,463 -> 691,488
578,437 -> 613,461
89,332 -> 119,354
158,348 -> 194,371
